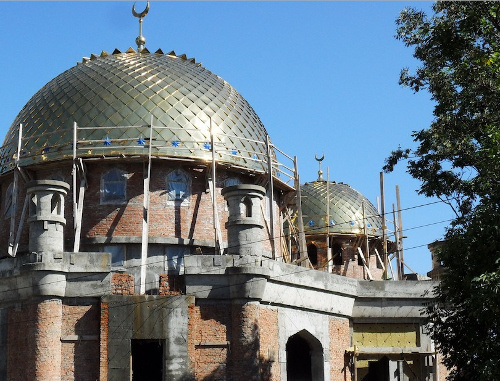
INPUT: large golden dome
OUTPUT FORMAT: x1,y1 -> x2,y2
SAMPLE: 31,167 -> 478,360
0,49 -> 271,174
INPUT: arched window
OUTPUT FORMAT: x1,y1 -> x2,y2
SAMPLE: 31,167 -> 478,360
101,169 -> 127,204
4,183 -> 14,218
167,169 -> 191,206
242,197 -> 252,217
307,243 -> 318,267
332,243 -> 343,266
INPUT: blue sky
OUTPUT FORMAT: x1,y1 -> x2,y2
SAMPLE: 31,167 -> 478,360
0,1 -> 452,275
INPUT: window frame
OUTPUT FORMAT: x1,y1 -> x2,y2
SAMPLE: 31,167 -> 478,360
100,168 -> 128,205
166,168 -> 191,206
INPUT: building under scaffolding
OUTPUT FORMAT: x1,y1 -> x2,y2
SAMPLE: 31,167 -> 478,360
0,4 -> 447,381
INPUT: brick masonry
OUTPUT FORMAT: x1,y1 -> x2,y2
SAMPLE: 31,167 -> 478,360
0,161 -> 282,258
329,317 -> 351,381
258,306 -> 280,381
111,273 -> 135,295
159,273 -> 183,295
61,303 -> 100,381
7,302 -> 37,380
188,302 -> 231,380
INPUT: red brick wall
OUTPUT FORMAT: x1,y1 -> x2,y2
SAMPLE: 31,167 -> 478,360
111,273 -> 135,295
329,316 -> 351,381
0,160 -> 282,257
159,273 -> 183,295
99,302 -> 109,381
188,302 -> 231,380
0,175 -> 29,255
61,303 -> 100,381
258,306 -> 280,381
7,302 -> 37,381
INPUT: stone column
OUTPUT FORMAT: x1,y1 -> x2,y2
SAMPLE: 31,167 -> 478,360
25,181 -> 68,380
27,180 -> 70,254
221,184 -> 265,257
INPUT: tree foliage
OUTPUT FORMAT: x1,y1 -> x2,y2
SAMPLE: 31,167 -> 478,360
386,2 -> 500,380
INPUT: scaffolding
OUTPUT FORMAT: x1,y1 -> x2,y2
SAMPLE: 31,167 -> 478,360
3,120 -> 307,275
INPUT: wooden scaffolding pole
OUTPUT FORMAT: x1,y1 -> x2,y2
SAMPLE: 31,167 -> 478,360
266,134 -> 276,259
72,123 -> 88,253
140,117 -> 154,294
362,200 -> 370,267
8,124 -> 23,256
396,185 -> 405,280
380,172 -> 388,279
326,167 -> 332,273
294,157 -> 308,265
392,202 -> 401,280
12,195 -> 28,257
210,117 -> 223,255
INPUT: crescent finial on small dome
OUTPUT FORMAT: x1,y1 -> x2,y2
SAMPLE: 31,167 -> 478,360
315,153 -> 325,181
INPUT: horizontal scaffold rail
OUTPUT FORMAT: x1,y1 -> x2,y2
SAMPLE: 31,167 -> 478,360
0,122 -> 296,189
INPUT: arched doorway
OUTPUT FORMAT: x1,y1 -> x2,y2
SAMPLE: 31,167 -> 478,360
286,330 -> 324,381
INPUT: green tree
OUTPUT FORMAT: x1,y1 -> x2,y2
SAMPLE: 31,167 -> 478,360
385,2 -> 500,380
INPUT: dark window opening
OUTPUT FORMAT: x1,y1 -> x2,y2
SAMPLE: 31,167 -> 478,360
332,243 -> 343,265
362,356 -> 389,381
243,197 -> 252,217
286,335 -> 312,381
307,244 -> 318,266
131,339 -> 163,381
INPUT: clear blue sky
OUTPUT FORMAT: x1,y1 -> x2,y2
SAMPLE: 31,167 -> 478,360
0,1 -> 452,275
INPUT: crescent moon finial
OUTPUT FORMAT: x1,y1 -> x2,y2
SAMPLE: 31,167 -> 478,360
315,153 -> 325,181
132,2 -> 150,52
132,2 -> 150,19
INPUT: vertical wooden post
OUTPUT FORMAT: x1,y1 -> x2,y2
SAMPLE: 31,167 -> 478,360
8,124 -> 23,256
265,135 -> 276,259
210,117 -> 223,255
72,122 -> 87,254
362,200 -> 370,269
73,122 -> 77,231
12,195 -> 29,257
326,167 -> 332,272
392,203 -> 401,280
380,172 -> 388,279
294,157 -> 308,265
140,116 -> 154,294
396,185 -> 405,280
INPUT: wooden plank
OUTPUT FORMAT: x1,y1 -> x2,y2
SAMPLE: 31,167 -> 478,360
294,157 -> 308,266
266,134 -> 276,259
8,124 -> 23,256
374,248 -> 386,272
210,117 -> 223,255
12,195 -> 29,257
73,178 -> 86,253
380,172 -> 388,279
140,118 -> 154,294
396,185 -> 405,280
358,247 -> 373,280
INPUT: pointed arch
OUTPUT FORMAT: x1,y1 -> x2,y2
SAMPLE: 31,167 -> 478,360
286,329 -> 324,381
